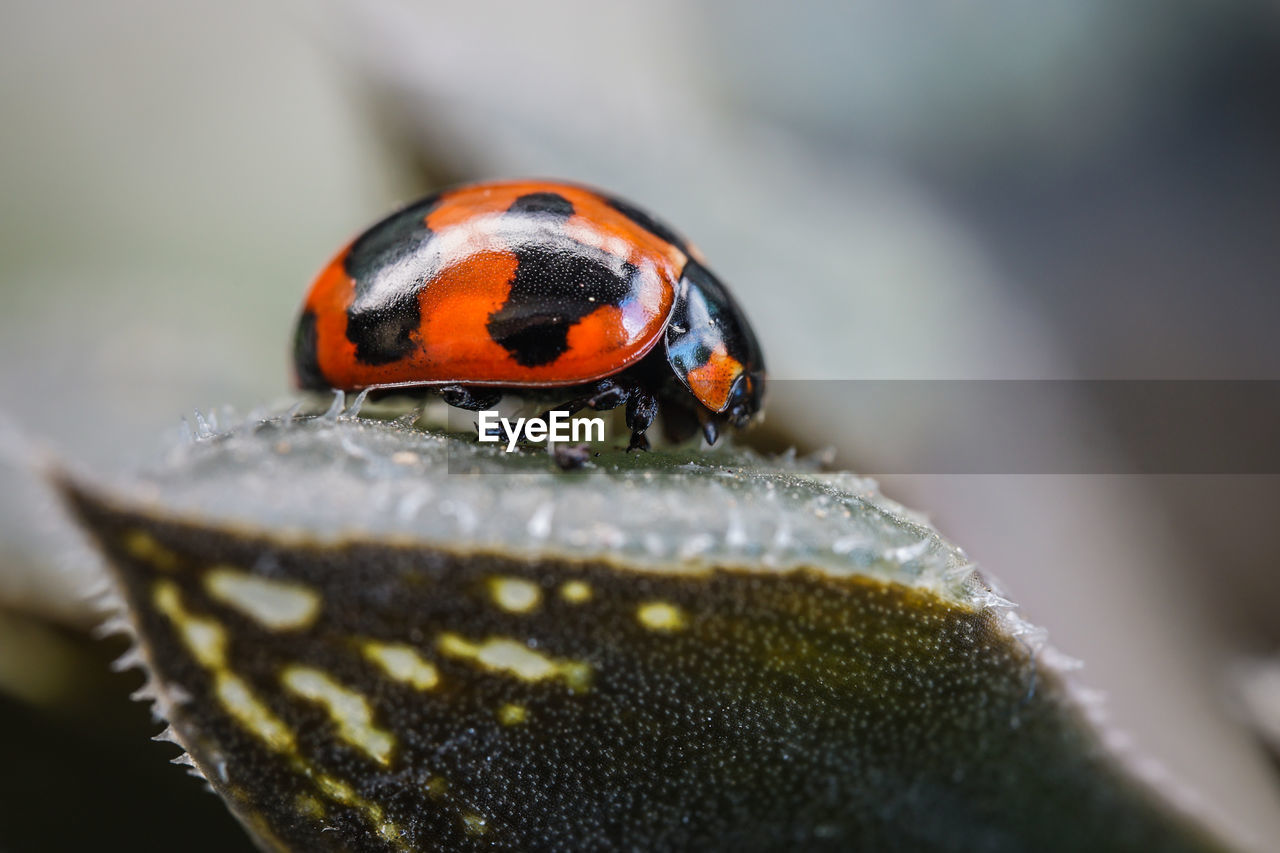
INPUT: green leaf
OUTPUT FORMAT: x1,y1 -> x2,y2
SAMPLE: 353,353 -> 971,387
56,413 -> 1231,852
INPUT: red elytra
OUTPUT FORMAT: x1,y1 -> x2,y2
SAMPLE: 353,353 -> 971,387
293,179 -> 765,450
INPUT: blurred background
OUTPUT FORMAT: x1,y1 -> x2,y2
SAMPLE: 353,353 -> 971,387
1,0 -> 1278,849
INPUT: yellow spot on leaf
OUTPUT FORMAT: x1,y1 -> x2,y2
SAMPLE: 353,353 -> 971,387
180,618 -> 227,668
488,576 -> 541,613
314,773 -> 403,848
363,641 -> 440,690
559,580 -> 592,604
282,666 -> 395,765
425,777 -> 449,799
216,673 -> 296,753
205,568 -> 321,631
637,601 -> 687,632
125,530 -> 179,571
437,633 -> 592,692
149,584 -> 407,849
295,794 -> 326,820
497,703 -> 527,726
461,812 -> 489,836
376,821 -> 402,844
153,581 -> 227,668
559,661 -> 592,693
316,773 -> 357,804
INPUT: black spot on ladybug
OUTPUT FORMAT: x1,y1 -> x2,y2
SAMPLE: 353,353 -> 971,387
292,310 -> 326,390
347,290 -> 421,365
508,192 -> 575,218
344,195 -> 441,365
604,195 -> 688,253
486,246 -> 636,367
345,194 -> 441,285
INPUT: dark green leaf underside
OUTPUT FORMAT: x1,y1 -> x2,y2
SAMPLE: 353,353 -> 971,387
63,479 -> 1227,853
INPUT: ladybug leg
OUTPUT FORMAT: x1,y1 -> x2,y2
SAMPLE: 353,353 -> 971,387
439,385 -> 503,411
529,379 -> 627,422
625,389 -> 659,452
583,379 -> 630,411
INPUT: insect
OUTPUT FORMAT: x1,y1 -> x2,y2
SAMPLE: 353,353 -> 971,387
292,180 -> 765,450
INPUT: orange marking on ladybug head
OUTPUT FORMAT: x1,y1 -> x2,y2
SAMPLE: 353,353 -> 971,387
685,344 -> 746,413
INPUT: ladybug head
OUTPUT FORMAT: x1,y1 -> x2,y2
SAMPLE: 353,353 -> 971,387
665,262 -> 766,429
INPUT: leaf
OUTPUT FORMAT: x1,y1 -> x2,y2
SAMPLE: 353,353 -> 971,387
56,412 -> 1231,852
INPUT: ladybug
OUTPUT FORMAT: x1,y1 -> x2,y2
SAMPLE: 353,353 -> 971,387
292,179 -> 765,450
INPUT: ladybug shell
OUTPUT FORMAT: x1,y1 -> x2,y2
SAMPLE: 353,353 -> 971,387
293,181 -> 685,393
